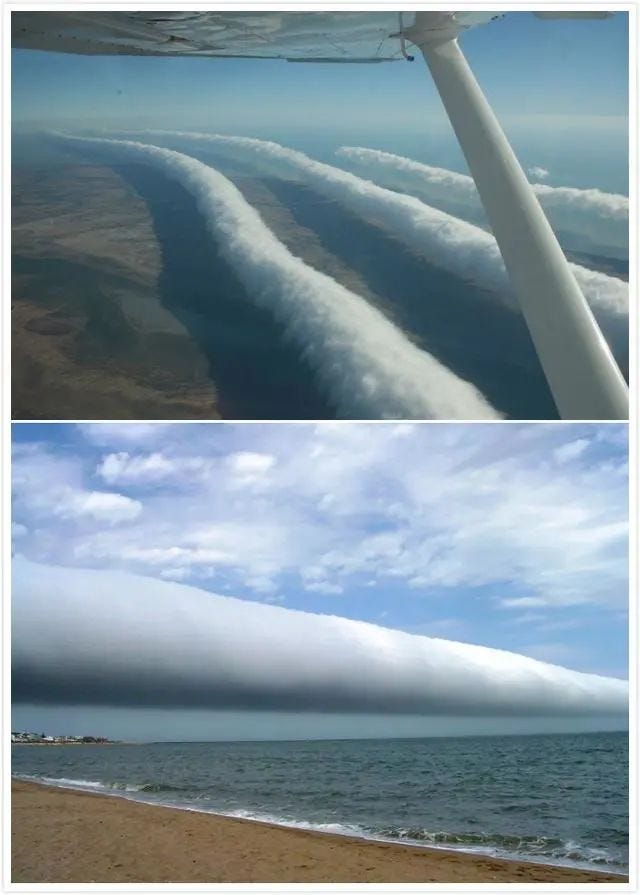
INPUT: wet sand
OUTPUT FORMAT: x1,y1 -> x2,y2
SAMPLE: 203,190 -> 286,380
12,779 -> 627,884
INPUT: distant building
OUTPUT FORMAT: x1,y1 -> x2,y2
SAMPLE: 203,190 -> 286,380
11,730 -> 115,744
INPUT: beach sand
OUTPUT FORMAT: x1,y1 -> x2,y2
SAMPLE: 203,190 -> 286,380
12,780 -> 627,884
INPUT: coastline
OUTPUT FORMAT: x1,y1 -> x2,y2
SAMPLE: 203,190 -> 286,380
12,779 -> 628,884
11,741 -> 123,746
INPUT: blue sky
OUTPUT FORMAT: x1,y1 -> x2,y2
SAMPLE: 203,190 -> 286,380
12,13 -> 628,126
12,422 -> 628,739
12,12 -> 629,190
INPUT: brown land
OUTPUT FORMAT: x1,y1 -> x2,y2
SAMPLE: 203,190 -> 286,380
11,159 -> 396,422
12,163 -> 220,419
12,780 -> 627,884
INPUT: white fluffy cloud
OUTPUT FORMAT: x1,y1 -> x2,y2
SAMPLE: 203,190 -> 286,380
528,166 -> 550,181
52,489 -> 142,524
12,424 -> 628,620
12,442 -> 142,527
97,452 -> 175,484
77,423 -> 174,446
554,438 -> 590,464
96,451 -> 212,486
226,451 -> 275,482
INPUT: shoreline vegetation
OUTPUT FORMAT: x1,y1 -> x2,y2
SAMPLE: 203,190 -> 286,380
12,780 -> 627,884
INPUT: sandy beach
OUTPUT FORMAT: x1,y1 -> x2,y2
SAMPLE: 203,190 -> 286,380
12,780 -> 627,884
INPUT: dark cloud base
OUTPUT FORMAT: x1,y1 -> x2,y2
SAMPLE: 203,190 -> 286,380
13,561 -> 628,718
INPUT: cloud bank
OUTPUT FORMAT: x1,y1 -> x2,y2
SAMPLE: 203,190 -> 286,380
337,147 -> 629,259
142,132 -> 628,323
54,133 -> 496,421
12,560 -> 628,717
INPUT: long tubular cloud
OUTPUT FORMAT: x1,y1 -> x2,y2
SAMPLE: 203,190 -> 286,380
53,133 -> 497,421
335,146 -> 629,258
13,561 -> 628,717
147,132 -> 627,321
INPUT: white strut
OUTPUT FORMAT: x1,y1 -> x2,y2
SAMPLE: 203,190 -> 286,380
406,14 -> 628,420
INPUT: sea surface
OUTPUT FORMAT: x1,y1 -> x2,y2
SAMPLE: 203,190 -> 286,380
12,730 -> 628,874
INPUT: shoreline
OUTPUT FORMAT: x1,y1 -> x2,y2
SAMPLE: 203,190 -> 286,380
12,774 -> 625,877
11,741 -> 123,746
12,779 -> 628,883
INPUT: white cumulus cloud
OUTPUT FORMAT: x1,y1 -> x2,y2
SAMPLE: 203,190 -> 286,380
53,489 -> 142,525
96,451 -> 211,486
77,423 -> 174,446
528,166 -> 550,181
554,438 -> 590,464
227,451 -> 275,481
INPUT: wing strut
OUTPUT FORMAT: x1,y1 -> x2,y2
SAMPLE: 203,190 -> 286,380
406,14 -> 628,420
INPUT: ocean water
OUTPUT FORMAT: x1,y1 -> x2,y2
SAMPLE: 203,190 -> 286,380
12,730 -> 628,874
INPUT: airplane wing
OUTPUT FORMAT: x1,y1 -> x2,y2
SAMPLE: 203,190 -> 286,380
11,11 -> 613,61
10,11 -> 505,61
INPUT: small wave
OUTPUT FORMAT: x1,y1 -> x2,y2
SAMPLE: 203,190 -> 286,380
17,774 -> 107,790
95,781 -> 189,793
136,782 -> 189,793
15,774 -> 187,795
378,827 -> 562,848
372,826 -> 626,871
226,808 -> 365,838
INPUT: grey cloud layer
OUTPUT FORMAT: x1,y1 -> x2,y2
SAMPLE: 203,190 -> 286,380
13,560 -> 628,716
54,133 -> 497,421
336,146 -> 629,259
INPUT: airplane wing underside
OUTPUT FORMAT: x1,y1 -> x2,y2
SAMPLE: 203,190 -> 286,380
11,11 -> 506,61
